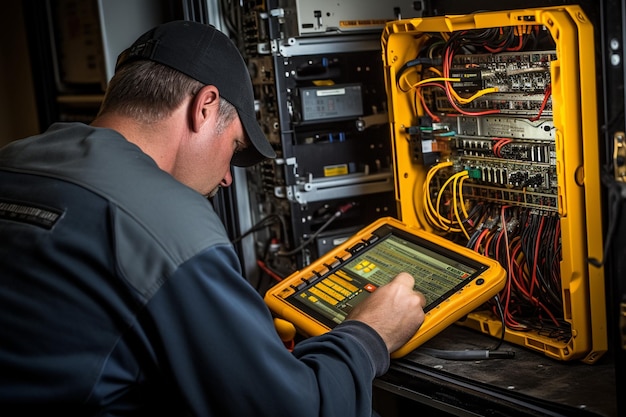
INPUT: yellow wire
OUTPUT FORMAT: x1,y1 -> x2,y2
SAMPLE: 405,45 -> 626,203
423,166 -> 445,229
412,170 -> 430,229
408,71 -> 499,105
398,69 -> 460,93
435,170 -> 469,236
426,166 -> 470,237
427,67 -> 442,76
424,162 -> 449,224
426,164 -> 464,233
423,161 -> 453,230
458,174 -> 470,218
452,172 -> 471,240
423,193 -> 445,230
435,173 -> 459,227
451,86 -> 500,105
412,77 -> 460,88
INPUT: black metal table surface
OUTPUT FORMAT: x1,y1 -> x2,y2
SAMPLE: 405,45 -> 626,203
374,325 -> 617,417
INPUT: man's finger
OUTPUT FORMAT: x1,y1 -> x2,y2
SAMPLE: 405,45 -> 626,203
391,272 -> 416,288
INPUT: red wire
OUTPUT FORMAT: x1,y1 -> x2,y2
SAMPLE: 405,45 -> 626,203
442,45 -> 501,117
484,28 -> 512,53
554,217 -> 561,252
529,216 -> 545,297
492,138 -> 502,157
492,137 -> 513,158
529,216 -> 561,327
483,232 -> 495,257
505,215 -> 560,329
257,260 -> 284,282
500,205 -> 522,329
416,85 -> 441,122
506,30 -> 524,51
473,228 -> 489,252
529,84 -> 552,122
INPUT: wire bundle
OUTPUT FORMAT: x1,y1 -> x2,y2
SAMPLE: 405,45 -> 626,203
470,204 -> 566,338
421,163 -> 567,338
422,161 -> 471,240
396,25 -> 553,122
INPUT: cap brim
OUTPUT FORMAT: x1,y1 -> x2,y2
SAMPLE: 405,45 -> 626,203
231,111 -> 276,167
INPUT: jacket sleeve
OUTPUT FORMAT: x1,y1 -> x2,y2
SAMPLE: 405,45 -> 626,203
144,243 -> 389,417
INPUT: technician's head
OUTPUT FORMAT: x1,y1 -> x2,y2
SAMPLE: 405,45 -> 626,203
99,20 -> 275,196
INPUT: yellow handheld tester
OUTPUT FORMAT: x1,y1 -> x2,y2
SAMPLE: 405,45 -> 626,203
264,217 -> 507,358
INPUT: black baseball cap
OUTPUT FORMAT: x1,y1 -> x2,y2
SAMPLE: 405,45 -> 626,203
115,20 -> 275,167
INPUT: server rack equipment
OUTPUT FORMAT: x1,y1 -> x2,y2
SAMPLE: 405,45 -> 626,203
238,0 -> 424,282
382,5 -> 606,363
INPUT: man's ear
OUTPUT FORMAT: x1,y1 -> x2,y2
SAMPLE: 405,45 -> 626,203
190,85 -> 220,133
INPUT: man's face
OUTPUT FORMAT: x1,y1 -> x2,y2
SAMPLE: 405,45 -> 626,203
171,114 -> 246,197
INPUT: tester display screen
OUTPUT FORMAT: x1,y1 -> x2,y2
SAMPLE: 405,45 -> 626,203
288,228 -> 487,327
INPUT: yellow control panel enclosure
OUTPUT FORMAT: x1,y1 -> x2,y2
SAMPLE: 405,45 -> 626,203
381,6 -> 606,363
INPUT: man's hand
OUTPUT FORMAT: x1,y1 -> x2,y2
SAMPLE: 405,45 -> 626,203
346,272 -> 426,353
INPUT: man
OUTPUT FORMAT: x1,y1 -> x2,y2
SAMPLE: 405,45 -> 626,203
0,20 -> 426,416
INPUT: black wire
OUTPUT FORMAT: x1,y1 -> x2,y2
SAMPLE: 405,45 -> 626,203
491,26 -> 517,51
231,214 -> 286,245
467,228 -> 482,250
490,294 -> 507,351
487,229 -> 500,259
275,210 -> 341,257
517,211 -> 563,321
395,57 -> 443,88
418,295 -> 514,361
530,213 -> 550,306
542,215 -> 563,309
